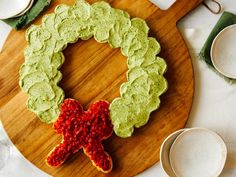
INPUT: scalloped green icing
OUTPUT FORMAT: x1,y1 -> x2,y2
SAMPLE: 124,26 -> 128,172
19,0 -> 167,137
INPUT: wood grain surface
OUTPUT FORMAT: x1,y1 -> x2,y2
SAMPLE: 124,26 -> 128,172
0,0 -> 202,176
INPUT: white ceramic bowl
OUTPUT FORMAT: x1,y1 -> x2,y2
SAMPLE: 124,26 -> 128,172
169,127 -> 227,177
211,24 -> 236,79
13,0 -> 34,18
0,0 -> 31,19
160,129 -> 187,177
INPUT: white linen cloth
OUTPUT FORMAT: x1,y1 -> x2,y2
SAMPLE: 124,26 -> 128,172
0,0 -> 236,176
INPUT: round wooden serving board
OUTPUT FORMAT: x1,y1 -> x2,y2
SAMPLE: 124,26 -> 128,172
0,0 -> 202,176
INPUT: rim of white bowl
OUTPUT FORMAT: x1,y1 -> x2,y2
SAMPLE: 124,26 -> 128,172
211,24 -> 236,79
160,128 -> 188,177
169,127 -> 227,177
0,0 -> 31,19
13,0 -> 34,18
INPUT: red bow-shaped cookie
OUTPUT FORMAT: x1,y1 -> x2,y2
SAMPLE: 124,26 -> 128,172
46,99 -> 113,173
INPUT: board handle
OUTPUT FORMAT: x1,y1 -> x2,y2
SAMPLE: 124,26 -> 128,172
202,0 -> 223,14
156,0 -> 203,23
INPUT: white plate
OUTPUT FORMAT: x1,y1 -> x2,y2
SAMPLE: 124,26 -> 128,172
149,0 -> 176,10
169,128 -> 227,177
211,24 -> 236,79
0,0 -> 31,19
13,0 -> 34,18
160,129 -> 187,177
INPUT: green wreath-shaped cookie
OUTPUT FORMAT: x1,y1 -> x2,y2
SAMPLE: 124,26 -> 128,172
19,0 -> 167,137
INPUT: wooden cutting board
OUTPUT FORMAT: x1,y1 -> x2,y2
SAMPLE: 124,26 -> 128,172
0,0 -> 202,176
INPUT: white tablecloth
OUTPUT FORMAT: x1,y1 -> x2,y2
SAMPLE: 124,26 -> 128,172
0,0 -> 236,176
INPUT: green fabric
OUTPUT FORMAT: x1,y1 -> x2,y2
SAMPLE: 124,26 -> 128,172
2,0 -> 51,30
199,11 -> 236,84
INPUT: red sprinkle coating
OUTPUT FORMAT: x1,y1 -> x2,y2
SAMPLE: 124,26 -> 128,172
46,98 -> 113,173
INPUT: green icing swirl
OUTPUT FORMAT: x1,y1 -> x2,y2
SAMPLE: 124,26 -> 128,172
19,0 -> 167,137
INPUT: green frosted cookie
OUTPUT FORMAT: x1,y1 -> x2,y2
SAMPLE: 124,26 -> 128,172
19,0 -> 167,134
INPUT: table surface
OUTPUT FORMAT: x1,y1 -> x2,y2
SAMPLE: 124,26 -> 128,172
0,0 -> 236,176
